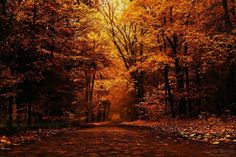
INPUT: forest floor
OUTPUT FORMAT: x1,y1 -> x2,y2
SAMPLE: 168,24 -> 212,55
0,124 -> 236,157
122,117 -> 236,145
0,128 -> 77,150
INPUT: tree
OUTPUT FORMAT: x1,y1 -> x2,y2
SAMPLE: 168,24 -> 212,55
122,0 -> 236,118
101,0 -> 149,102
0,0 -> 86,127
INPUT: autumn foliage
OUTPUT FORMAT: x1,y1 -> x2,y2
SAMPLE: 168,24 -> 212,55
0,0 -> 236,131
117,0 -> 236,118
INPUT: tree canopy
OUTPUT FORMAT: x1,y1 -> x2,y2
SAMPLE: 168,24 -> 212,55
0,0 -> 236,128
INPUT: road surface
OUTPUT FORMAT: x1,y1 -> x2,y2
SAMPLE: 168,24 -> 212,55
0,124 -> 235,157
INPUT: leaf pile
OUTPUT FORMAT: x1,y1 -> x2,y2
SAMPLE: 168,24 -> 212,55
0,128 -> 76,150
123,117 -> 236,144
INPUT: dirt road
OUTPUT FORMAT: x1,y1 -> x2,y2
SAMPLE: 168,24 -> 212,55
0,124 -> 235,157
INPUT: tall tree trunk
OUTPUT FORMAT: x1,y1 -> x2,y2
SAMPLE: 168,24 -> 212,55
97,103 -> 101,122
185,67 -> 192,114
89,64 -> 96,122
222,0 -> 233,30
231,0 -> 236,17
131,71 -> 145,118
164,88 -> 168,114
184,45 -> 192,115
131,71 -> 145,102
226,56 -> 236,114
166,33 -> 186,115
195,65 -> 202,114
16,101 -> 20,128
27,84 -> 32,127
136,72 -> 145,101
175,57 -> 186,115
138,71 -> 145,101
85,69 -> 90,123
212,64 -> 222,115
164,66 -> 175,118
7,97 -> 13,130
106,101 -> 110,120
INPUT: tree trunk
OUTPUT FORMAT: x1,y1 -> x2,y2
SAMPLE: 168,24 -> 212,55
222,0 -> 233,30
184,45 -> 192,115
138,71 -> 145,100
28,93 -> 32,127
85,69 -> 90,123
231,0 -> 236,17
175,57 -> 186,115
97,103 -> 101,122
195,65 -> 202,114
185,67 -> 192,114
27,82 -> 32,127
164,66 -> 175,118
7,97 -> 13,130
16,99 -> 20,127
89,65 -> 96,122
166,33 -> 186,115
226,59 -> 236,114
132,71 -> 145,102
106,102 -> 110,120
164,88 -> 168,114
212,64 -> 222,115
